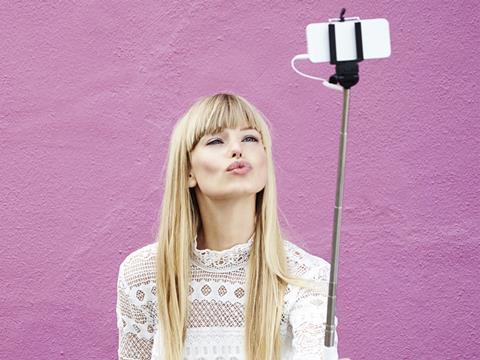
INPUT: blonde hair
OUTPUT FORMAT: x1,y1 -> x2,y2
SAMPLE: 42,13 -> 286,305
155,93 -> 322,359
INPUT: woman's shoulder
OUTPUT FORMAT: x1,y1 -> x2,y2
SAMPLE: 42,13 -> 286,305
282,238 -> 331,281
281,239 -> 331,313
118,241 -> 157,289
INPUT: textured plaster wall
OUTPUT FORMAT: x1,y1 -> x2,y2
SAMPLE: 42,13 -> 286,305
0,1 -> 478,359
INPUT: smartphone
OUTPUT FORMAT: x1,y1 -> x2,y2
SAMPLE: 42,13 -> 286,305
306,18 -> 391,63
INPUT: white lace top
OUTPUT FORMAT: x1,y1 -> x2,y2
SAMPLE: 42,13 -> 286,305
116,234 -> 339,360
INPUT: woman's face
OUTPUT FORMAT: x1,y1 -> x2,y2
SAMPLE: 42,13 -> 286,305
188,123 -> 267,200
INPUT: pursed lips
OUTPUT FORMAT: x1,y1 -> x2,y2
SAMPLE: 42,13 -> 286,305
226,160 -> 252,171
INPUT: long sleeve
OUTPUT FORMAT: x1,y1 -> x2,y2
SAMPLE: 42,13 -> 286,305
116,260 -> 156,360
289,263 -> 339,360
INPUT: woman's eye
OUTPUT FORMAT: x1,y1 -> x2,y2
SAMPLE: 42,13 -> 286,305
243,136 -> 259,143
207,136 -> 259,145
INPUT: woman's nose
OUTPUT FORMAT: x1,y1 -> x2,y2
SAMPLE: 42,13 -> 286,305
228,140 -> 243,155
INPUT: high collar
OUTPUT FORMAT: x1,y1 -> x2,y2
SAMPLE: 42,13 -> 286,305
190,233 -> 254,271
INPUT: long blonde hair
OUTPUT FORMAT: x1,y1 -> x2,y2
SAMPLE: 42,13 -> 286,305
155,93 -> 322,359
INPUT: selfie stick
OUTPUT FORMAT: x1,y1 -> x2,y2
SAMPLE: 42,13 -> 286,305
291,8 -> 363,360
324,7 -> 362,356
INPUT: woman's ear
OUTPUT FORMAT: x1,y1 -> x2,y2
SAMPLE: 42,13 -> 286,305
188,173 -> 196,188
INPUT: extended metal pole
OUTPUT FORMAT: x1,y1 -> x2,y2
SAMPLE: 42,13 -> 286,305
325,87 -> 350,350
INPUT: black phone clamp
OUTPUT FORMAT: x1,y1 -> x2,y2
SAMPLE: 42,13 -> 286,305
328,8 -> 363,89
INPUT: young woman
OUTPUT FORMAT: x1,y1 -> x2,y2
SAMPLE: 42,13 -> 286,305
116,93 -> 350,359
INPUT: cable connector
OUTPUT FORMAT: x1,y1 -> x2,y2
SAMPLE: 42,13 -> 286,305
290,54 -> 343,92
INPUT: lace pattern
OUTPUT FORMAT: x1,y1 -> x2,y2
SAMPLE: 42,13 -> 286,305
288,264 -> 339,359
116,238 -> 338,360
116,245 -> 158,360
190,233 -> 254,271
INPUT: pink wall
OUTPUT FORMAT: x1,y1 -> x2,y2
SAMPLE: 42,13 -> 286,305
1,1 -> 478,359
